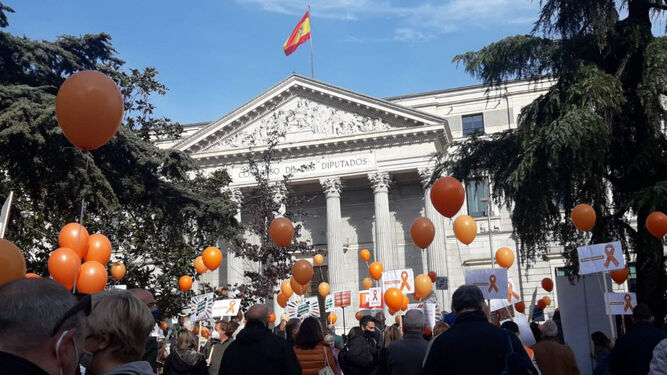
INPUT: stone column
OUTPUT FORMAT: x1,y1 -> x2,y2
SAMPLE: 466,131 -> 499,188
320,177 -> 344,294
369,171 -> 396,270
418,168 -> 451,309
226,188 -> 245,287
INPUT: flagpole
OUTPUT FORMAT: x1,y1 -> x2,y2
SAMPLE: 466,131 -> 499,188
308,5 -> 314,79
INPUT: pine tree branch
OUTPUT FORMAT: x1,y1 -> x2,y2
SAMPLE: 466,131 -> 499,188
647,1 -> 667,10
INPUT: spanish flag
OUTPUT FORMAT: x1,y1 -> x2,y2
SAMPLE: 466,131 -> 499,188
282,11 -> 311,56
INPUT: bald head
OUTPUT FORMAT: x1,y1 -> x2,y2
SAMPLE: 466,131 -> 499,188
246,304 -> 269,326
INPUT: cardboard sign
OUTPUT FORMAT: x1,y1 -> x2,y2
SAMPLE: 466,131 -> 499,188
286,297 -> 320,319
212,299 -> 241,317
190,293 -> 214,322
359,290 -> 369,309
334,291 -> 351,307
605,292 -> 636,315
435,276 -> 448,290
578,241 -> 625,274
464,268 -> 508,299
368,287 -> 383,308
490,278 -> 522,312
423,302 -> 436,328
325,295 -> 334,313
513,313 -> 536,347
382,269 -> 415,294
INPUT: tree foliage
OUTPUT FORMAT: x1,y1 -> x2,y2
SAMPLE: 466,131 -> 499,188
440,0 -> 667,321
0,4 -> 239,318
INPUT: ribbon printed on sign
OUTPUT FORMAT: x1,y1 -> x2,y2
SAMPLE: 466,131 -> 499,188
605,292 -> 636,315
464,268 -> 508,299
189,293 -> 214,322
368,287 -> 383,308
286,297 -> 320,320
577,241 -> 625,274
211,299 -> 241,318
490,278 -> 522,312
382,269 -> 415,294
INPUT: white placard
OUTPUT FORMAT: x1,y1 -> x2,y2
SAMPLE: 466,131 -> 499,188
368,287 -> 383,308
464,268 -> 508,299
212,299 -> 241,317
578,241 -> 625,274
423,302 -> 436,329
605,292 -> 636,315
382,269 -> 415,294
190,293 -> 215,322
513,313 -> 536,347
490,278 -> 522,311
286,297 -> 320,319
325,295 -> 334,313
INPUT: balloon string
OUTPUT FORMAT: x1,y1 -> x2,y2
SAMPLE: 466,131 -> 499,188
72,153 -> 90,294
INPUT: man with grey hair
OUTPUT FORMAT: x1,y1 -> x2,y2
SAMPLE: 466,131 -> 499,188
0,278 -> 86,375
384,309 -> 428,375
532,320 -> 580,374
422,285 -> 537,374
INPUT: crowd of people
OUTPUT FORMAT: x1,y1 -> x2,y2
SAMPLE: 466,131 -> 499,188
1,278 -> 666,375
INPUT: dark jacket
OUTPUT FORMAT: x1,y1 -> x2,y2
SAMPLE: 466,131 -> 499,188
219,320 -> 302,375
385,332 -> 428,375
593,348 -> 611,375
339,331 -> 380,375
143,336 -> 158,372
421,310 -> 537,375
208,337 -> 233,375
164,348 -> 208,375
609,321 -> 667,375
0,351 -> 48,375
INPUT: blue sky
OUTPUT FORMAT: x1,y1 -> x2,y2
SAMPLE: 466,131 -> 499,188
5,1 -> 665,124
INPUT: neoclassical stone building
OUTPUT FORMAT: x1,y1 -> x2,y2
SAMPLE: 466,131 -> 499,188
158,74 -> 568,325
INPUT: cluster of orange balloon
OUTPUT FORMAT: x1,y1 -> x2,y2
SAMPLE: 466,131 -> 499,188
646,211 -> 666,238
429,176 -> 476,245
180,246 -> 223,292
275,259 -> 315,307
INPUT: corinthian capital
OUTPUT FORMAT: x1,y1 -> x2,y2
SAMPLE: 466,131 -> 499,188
320,177 -> 342,197
368,171 -> 391,193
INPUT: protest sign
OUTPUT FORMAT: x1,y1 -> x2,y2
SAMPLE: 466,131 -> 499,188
435,276 -> 448,290
368,287 -> 383,308
578,241 -> 625,274
605,292 -> 636,315
334,291 -> 351,307
287,297 -> 320,319
212,299 -> 241,317
490,278 -> 521,311
359,290 -> 370,309
382,269 -> 415,294
464,268 -> 508,299
190,293 -> 214,322
324,294 -> 334,313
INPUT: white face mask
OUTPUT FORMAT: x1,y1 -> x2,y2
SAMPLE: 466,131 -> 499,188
211,331 -> 220,340
55,330 -> 77,375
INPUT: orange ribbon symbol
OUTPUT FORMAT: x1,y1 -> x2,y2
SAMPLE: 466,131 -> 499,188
604,244 -> 619,268
488,275 -> 498,293
624,294 -> 633,312
399,271 -> 410,292
226,300 -> 236,314
372,289 -> 378,301
507,282 -> 519,302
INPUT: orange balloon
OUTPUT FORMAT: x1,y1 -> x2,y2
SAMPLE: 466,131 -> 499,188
328,313 -> 337,324
514,301 -> 525,313
292,260 -> 314,285
202,247 -> 223,271
0,239 -> 26,286
428,271 -> 437,283
411,217 -> 435,249
55,70 -> 123,150
318,282 -> 330,297
360,249 -> 371,262
495,247 -> 515,269
86,233 -> 112,265
355,311 -> 364,321
77,261 -> 108,294
430,177 -> 465,218
541,278 -> 554,292
111,262 -> 126,280
193,325 -> 200,335
290,277 -> 308,296
384,287 -> 403,311
160,321 -> 168,331
571,204 -> 596,232
537,299 -> 547,310
453,215 -> 477,245
646,211 -> 667,238
179,275 -> 193,292
414,291 -> 424,301
414,274 -> 432,299
388,308 -> 397,315
313,254 -> 324,265
269,217 -> 294,247
201,327 -> 210,338
401,294 -> 409,311
610,268 -> 629,284
277,292 -> 289,308
58,223 -> 89,259
362,277 -> 373,290
194,256 -> 207,274
48,247 -> 80,291
268,312 -> 276,324
281,280 -> 293,298
25,273 -> 41,278
542,296 -> 552,306
369,261 -> 383,280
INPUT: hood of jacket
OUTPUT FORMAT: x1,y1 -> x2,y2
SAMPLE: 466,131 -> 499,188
172,348 -> 204,369
105,361 -> 155,375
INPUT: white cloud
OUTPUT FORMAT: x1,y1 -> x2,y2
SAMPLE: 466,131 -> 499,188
393,27 -> 431,42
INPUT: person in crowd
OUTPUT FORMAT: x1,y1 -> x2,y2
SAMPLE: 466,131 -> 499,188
650,338 -> 667,375
432,321 -> 449,338
375,312 -> 386,333
130,287 -> 161,372
286,318 -> 301,346
371,324 -> 401,375
502,320 -> 541,374
219,304 -> 302,375
203,327 -> 220,362
530,322 -> 543,343
552,310 -> 565,344
532,320 -> 580,375
338,315 -> 380,375
384,310 -> 427,375
610,304 -> 667,375
324,334 -> 342,375
231,311 -> 244,339
422,285 -> 537,375
327,323 -> 344,349
0,278 -> 86,375
292,317 -> 337,375
591,331 -> 611,375
163,329 -> 207,375
208,320 -> 238,375
158,340 -> 169,374
273,314 -> 289,339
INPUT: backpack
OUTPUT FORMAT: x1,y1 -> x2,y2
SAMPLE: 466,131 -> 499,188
338,335 -> 376,375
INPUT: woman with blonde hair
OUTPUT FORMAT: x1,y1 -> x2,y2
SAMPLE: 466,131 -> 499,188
163,329 -> 207,375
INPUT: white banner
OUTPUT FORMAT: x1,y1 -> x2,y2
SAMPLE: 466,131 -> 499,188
0,191 -> 13,239
190,293 -> 215,322
286,297 -> 320,319
368,287 -> 383,308
490,278 -> 522,312
324,295 -> 334,313
423,302 -> 436,329
464,268 -> 508,299
212,299 -> 241,318
382,269 -> 415,294
578,241 -> 625,274
605,292 -> 636,315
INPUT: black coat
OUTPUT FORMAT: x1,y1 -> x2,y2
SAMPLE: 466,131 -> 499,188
219,320 -> 302,375
339,332 -> 380,375
609,321 -> 667,375
163,348 -> 208,375
421,310 -> 536,375
143,336 -> 158,372
385,332 -> 428,375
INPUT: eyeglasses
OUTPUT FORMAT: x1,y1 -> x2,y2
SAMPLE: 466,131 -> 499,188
50,294 -> 92,337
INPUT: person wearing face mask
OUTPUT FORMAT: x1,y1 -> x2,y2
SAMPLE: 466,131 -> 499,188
207,321 -> 237,375
338,316 -> 380,375
81,290 -> 156,375
129,288 -> 161,373
0,278 -> 86,375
